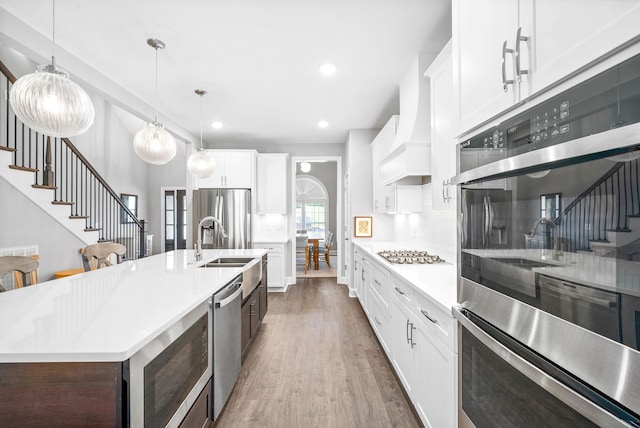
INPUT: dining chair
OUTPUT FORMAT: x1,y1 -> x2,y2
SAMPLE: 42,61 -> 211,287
81,242 -> 126,271
316,231 -> 334,269
295,235 -> 311,274
0,256 -> 39,292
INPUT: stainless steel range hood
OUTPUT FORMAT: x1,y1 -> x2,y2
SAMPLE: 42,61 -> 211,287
381,54 -> 435,186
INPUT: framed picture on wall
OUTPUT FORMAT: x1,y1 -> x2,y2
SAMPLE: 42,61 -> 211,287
354,216 -> 373,238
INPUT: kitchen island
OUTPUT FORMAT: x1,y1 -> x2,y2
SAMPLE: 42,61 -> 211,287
0,249 -> 267,427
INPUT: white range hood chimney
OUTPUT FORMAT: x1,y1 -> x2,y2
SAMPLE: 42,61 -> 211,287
381,54 -> 436,185
390,54 -> 434,151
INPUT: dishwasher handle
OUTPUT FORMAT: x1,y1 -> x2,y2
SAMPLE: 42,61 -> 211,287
216,285 -> 243,308
539,276 -> 618,308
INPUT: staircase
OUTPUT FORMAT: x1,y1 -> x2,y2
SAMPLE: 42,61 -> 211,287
0,60 -> 146,259
556,159 -> 640,261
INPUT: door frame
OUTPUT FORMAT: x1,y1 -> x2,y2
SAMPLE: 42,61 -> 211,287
290,156 -> 344,284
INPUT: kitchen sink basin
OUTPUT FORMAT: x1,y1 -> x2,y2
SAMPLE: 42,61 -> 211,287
489,258 -> 556,270
200,257 -> 256,268
199,256 -> 262,299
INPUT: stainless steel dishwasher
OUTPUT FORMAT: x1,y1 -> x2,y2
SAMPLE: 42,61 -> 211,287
212,274 -> 243,421
538,274 -> 621,342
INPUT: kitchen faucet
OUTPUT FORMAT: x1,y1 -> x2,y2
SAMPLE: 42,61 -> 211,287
526,217 -> 560,255
195,216 -> 228,261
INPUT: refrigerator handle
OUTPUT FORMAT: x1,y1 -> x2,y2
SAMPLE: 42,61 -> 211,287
483,195 -> 492,247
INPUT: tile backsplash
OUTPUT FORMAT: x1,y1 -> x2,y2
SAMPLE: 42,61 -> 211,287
391,184 -> 457,261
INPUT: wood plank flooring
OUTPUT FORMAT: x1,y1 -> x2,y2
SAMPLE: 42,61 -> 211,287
215,277 -> 422,428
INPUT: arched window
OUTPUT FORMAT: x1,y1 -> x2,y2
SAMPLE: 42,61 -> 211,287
296,175 -> 329,239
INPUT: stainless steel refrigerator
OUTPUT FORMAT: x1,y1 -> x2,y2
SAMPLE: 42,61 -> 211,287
192,189 -> 251,249
461,188 -> 512,249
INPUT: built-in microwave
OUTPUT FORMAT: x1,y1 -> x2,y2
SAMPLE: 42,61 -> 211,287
126,299 -> 212,427
453,49 -> 640,427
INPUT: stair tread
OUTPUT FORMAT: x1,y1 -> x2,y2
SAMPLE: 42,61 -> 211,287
69,215 -> 89,219
84,228 -> 102,232
0,146 -> 16,152
605,228 -> 631,232
9,165 -> 38,173
32,184 -> 56,190
52,201 -> 74,206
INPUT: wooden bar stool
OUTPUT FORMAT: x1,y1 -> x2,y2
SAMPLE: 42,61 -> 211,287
81,242 -> 126,271
0,256 -> 39,292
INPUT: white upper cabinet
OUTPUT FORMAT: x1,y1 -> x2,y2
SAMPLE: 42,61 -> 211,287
371,117 -> 398,213
453,0 -> 519,136
453,0 -> 640,136
196,150 -> 255,189
520,0 -> 640,96
426,40 -> 456,210
256,153 -> 289,215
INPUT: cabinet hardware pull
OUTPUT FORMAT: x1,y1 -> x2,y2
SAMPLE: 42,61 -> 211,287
407,319 -> 416,348
362,270 -> 365,281
515,27 -> 529,82
502,40 -> 514,92
394,286 -> 405,295
374,316 -> 382,326
374,279 -> 381,286
420,308 -> 438,324
442,181 -> 446,202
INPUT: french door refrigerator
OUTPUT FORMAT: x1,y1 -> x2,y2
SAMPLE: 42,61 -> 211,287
192,189 -> 251,249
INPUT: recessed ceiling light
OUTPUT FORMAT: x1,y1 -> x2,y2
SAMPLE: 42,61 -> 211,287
318,63 -> 336,76
211,121 -> 223,129
318,121 -> 329,129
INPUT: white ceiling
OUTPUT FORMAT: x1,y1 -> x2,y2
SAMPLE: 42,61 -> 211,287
0,0 -> 451,146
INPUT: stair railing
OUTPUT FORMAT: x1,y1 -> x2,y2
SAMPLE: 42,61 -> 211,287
555,159 -> 640,254
0,59 -> 146,259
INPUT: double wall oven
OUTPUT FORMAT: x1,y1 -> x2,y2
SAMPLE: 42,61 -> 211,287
453,47 -> 640,427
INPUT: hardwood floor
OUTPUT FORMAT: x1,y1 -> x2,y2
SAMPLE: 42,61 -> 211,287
215,277 -> 422,428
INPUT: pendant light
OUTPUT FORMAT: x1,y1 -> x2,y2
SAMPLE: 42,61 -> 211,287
187,90 -> 216,178
9,0 -> 94,137
133,39 -> 176,165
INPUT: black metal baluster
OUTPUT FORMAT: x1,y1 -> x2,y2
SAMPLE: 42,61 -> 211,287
635,159 -> 640,215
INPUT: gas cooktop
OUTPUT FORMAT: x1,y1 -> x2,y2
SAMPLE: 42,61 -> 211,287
377,250 -> 446,265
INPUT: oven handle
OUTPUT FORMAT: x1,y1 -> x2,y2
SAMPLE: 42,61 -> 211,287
216,286 -> 244,308
453,306 -> 632,428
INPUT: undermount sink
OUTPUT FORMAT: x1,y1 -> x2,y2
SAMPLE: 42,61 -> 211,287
200,257 -> 256,268
489,257 -> 556,270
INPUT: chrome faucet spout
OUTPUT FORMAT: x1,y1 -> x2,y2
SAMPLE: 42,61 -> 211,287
196,216 -> 228,260
527,217 -> 559,252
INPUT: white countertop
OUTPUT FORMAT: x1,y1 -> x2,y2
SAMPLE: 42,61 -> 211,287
0,249 -> 267,363
353,240 -> 458,314
463,248 -> 640,297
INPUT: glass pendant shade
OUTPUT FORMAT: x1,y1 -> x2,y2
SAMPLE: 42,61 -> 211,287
9,64 -> 95,137
187,148 -> 216,178
133,122 -> 176,165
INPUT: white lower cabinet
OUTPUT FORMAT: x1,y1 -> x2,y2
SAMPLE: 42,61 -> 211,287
414,320 -> 457,428
368,288 -> 391,355
253,243 -> 285,289
392,295 -> 418,397
356,250 -> 457,428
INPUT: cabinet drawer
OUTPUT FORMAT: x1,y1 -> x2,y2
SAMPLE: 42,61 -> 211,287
413,290 -> 456,353
368,287 -> 391,355
391,274 -> 414,308
254,243 -> 284,253
371,263 -> 391,313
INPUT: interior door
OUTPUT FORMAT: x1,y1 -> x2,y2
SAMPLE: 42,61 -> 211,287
164,189 -> 187,251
